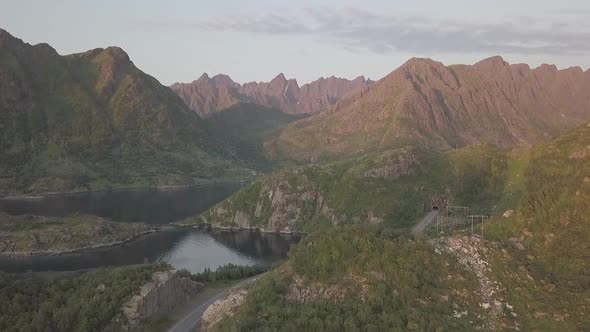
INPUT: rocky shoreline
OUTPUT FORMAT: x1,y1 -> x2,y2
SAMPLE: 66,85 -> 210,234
0,223 -> 303,259
0,180 -> 249,200
0,229 -> 158,258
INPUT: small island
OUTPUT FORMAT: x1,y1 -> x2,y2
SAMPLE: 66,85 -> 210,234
0,213 -> 154,256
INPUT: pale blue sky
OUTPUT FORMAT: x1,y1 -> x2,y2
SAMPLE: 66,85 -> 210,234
1,0 -> 589,85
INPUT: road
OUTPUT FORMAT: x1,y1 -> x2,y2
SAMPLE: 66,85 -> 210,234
167,275 -> 263,332
411,210 -> 438,233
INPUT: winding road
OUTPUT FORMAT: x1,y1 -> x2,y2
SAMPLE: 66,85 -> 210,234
411,210 -> 438,233
167,274 -> 264,332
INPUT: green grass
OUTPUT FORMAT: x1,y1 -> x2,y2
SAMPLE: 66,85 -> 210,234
196,144 -> 518,232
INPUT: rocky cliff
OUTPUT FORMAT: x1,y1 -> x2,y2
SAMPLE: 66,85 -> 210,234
170,73 -> 372,116
121,270 -> 204,328
201,288 -> 248,332
185,145 -> 511,232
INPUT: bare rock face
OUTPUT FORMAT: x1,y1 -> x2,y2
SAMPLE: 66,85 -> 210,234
121,270 -> 204,328
170,73 -> 372,116
201,288 -> 248,332
270,56 -> 590,160
287,273 -> 370,304
435,236 -> 519,330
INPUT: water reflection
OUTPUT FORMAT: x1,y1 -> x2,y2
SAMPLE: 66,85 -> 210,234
0,229 -> 299,274
0,183 -> 242,224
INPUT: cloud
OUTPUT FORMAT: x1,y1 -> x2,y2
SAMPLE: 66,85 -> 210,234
187,8 -> 590,56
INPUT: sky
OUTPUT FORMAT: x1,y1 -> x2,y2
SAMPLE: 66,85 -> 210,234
1,0 -> 589,85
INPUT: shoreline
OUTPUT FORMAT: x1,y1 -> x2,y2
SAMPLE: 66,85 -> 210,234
0,224 -> 303,259
0,180 -> 251,200
0,229 -> 158,258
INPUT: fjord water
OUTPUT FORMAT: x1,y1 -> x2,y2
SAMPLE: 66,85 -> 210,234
0,184 -> 299,273
0,183 -> 242,224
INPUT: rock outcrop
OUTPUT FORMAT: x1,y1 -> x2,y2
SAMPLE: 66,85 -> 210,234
201,288 -> 248,332
435,236 -> 519,330
171,73 -> 372,116
121,270 -> 204,328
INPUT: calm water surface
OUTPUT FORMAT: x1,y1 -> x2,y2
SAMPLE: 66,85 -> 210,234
0,185 -> 300,273
0,183 -> 242,224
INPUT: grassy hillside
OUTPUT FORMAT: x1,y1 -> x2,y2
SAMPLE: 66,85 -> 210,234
483,124 -> 590,330
203,103 -> 306,171
0,29 -> 248,196
186,144 -> 519,232
210,124 -> 590,331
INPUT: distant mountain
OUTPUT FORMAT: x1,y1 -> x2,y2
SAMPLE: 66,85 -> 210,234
267,56 -> 590,160
0,28 -> 247,195
170,73 -> 372,116
203,103 -> 307,170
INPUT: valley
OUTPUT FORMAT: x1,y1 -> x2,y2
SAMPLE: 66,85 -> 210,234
1,17 -> 589,332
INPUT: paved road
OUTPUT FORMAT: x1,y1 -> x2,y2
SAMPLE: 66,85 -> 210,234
167,275 -> 263,332
411,210 -> 438,233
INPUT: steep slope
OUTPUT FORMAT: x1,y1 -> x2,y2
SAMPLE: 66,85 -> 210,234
207,124 -> 590,332
0,28 -> 247,195
170,73 -> 372,116
268,56 -> 590,161
182,145 -> 515,232
203,103 -> 307,170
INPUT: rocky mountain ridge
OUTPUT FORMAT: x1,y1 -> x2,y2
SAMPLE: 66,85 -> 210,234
268,56 -> 590,160
171,73 -> 372,116
0,28 -> 247,195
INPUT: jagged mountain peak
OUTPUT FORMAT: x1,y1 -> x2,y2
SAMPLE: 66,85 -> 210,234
474,55 -> 508,70
269,55 -> 590,160
172,71 -> 371,115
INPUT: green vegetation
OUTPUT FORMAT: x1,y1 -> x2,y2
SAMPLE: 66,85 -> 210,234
215,226 -> 485,331
0,213 -> 151,254
484,124 -> 590,331
204,103 -> 307,171
196,144 -> 519,232
0,29 -> 248,196
211,124 -> 590,331
0,264 -> 168,332
178,263 -> 271,283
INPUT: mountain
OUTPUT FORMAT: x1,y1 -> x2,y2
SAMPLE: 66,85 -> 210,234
199,123 -> 590,331
267,56 -> 590,161
203,103 -> 307,170
0,28 -> 247,195
170,73 -> 372,116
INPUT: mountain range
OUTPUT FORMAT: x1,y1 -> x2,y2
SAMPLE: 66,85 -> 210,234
171,73 -> 372,116
267,56 -> 590,160
0,28 -> 247,195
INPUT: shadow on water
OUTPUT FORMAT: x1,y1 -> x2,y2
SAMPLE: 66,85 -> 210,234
0,183 -> 242,224
0,229 -> 300,274
0,183 -> 301,274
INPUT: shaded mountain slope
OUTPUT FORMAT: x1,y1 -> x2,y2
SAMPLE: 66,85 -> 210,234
171,73 -> 371,116
268,56 -> 590,161
0,28 -> 247,195
208,124 -> 590,332
203,103 -> 307,170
